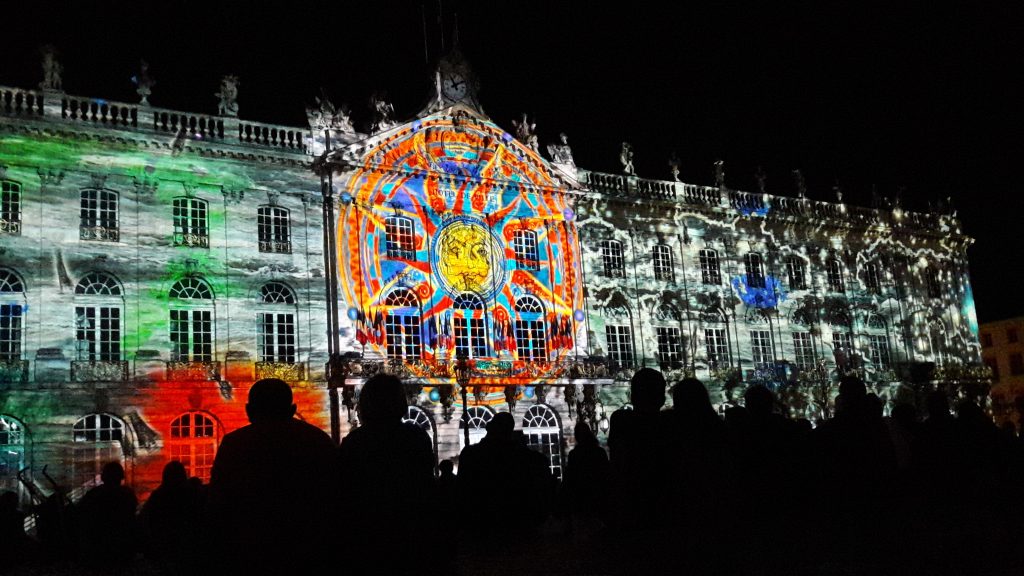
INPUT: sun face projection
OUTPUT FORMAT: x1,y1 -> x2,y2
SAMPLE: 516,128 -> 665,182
337,112 -> 584,388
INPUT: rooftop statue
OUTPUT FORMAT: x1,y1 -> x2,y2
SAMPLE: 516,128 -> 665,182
39,45 -> 63,91
620,142 -> 635,176
132,60 -> 155,106
370,93 -> 396,133
668,153 -> 680,182
512,113 -> 539,153
216,75 -> 240,117
547,132 -> 574,166
306,91 -> 354,133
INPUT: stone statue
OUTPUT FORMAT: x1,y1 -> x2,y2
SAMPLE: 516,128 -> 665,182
714,160 -> 726,189
546,132 -> 574,165
215,75 -> 240,117
792,169 -> 806,199
39,45 -> 62,91
755,166 -> 767,195
512,113 -> 539,152
132,60 -> 155,106
620,142 -> 635,175
833,181 -> 843,203
370,92 -> 396,133
668,153 -> 680,182
306,90 -> 354,133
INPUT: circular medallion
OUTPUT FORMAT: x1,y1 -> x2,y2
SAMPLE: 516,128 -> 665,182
431,217 -> 507,300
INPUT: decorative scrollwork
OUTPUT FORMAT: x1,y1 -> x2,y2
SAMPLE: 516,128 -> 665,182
166,361 -> 220,381
255,362 -> 305,381
71,360 -> 128,382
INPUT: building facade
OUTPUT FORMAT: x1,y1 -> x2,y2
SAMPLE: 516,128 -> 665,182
980,317 -> 1024,427
0,54 -> 983,503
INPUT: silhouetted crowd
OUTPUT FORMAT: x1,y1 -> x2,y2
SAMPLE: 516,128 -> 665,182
3,372 -> 1024,575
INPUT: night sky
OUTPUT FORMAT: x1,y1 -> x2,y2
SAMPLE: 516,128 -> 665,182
3,1 -> 1021,322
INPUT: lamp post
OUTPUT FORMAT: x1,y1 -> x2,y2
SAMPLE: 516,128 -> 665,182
454,352 -> 471,447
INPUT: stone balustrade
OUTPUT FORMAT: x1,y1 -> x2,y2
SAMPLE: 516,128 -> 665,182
71,360 -> 129,382
0,87 -> 43,116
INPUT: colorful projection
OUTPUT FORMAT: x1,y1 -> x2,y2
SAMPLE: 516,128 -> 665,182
337,112 -> 584,384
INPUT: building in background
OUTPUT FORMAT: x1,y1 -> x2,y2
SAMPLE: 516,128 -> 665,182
980,317 -> 1024,427
0,51 -> 984,504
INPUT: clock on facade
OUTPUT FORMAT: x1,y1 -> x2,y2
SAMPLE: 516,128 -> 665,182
442,73 -> 468,101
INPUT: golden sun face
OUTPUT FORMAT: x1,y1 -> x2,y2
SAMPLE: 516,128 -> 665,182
436,220 -> 493,293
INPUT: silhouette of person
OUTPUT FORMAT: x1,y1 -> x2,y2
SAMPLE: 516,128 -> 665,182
140,461 -> 205,574
437,458 -> 457,502
338,373 -> 435,575
77,461 -> 138,569
1,490 -> 34,566
208,378 -> 337,574
563,421 -> 610,535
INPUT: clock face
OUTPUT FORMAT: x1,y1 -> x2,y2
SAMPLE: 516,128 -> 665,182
442,73 -> 468,101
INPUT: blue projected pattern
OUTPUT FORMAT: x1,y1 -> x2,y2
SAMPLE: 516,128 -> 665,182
731,274 -> 786,309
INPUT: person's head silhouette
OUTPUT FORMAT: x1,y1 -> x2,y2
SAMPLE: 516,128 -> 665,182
439,459 -> 455,476
574,421 -> 597,445
101,461 -> 125,486
161,460 -> 188,487
926,390 -> 950,421
359,373 -> 407,426
744,384 -> 774,418
630,368 -> 666,414
246,378 -> 296,424
673,377 -> 715,418
485,412 -> 515,442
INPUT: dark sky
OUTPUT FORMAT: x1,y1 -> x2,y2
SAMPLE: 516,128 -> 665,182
3,1 -> 1022,322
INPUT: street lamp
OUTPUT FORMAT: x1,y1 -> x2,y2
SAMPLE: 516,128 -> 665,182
454,352 -> 472,447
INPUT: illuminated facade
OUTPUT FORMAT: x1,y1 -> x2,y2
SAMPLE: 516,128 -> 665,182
0,54 -> 982,501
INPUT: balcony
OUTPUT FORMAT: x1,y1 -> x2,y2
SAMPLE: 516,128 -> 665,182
79,226 -> 119,242
71,360 -> 129,382
0,219 -> 20,235
0,360 -> 28,385
258,240 -> 292,254
173,232 -> 209,248
166,360 -> 221,381
255,361 -> 305,381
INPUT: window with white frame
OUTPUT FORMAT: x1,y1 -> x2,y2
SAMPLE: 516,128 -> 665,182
700,249 -> 721,285
173,197 -> 209,248
169,278 -> 214,362
384,288 -> 421,359
926,266 -> 942,299
72,414 -> 125,489
750,329 -> 773,368
385,216 -> 415,260
514,296 -> 547,362
863,262 -> 882,294
513,229 -> 539,270
257,282 -> 297,364
0,269 -> 24,363
403,406 -> 435,446
868,334 -> 891,370
80,189 -> 119,242
792,332 -> 815,369
656,326 -> 684,365
74,273 -> 123,362
600,240 -> 625,278
523,405 -> 563,479
653,244 -> 674,282
0,415 -> 25,499
827,259 -> 845,293
606,325 -> 634,368
705,328 -> 729,368
459,406 -> 494,449
786,255 -> 807,290
0,180 -> 21,235
258,206 -> 291,253
454,293 -> 487,359
169,412 -> 218,482
744,253 -> 766,289
832,332 -> 853,361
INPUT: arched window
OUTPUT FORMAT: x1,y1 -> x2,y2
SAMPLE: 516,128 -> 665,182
744,253 -> 766,289
866,315 -> 891,370
385,216 -> 415,260
169,277 -> 214,362
523,405 -> 563,479
172,197 -> 209,248
459,406 -> 495,449
514,296 -> 547,362
699,249 -> 721,285
384,288 -> 421,359
169,412 -> 218,482
652,244 -> 674,282
454,293 -> 487,359
600,239 -> 625,278
786,255 -> 808,290
403,406 -> 436,446
826,259 -> 845,293
1,180 -> 23,235
80,189 -> 119,242
0,415 -> 25,500
74,273 -> 123,362
513,229 -> 539,270
257,282 -> 297,364
863,262 -> 882,294
0,269 -> 25,363
72,414 -> 126,489
257,205 -> 291,253
654,304 -> 684,367
926,266 -> 943,299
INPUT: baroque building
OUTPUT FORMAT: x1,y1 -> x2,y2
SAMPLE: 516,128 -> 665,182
0,53 -> 982,504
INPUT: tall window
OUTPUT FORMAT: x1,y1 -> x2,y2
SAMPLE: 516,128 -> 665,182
385,216 -> 415,260
705,328 -> 729,368
600,240 -> 625,278
792,332 -> 815,369
173,197 -> 209,248
257,282 -> 297,364
744,253 -> 766,289
72,414 -> 125,489
80,189 -> 119,242
653,244 -> 674,282
454,293 -> 487,359
863,262 -> 882,294
0,415 -> 25,500
832,332 -> 853,362
513,229 -> 539,270
514,296 -> 547,362
826,259 -> 845,293
700,249 -> 721,285
750,329 -> 773,368
926,266 -> 942,299
403,406 -> 436,446
460,406 -> 495,449
169,278 -> 214,362
523,405 -> 563,479
384,288 -> 421,359
606,325 -> 634,368
0,269 -> 24,362
1,180 -> 22,235
258,206 -> 291,253
169,412 -> 218,482
786,256 -> 807,290
868,335 -> 891,370
656,326 -> 683,365
74,272 -> 122,362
